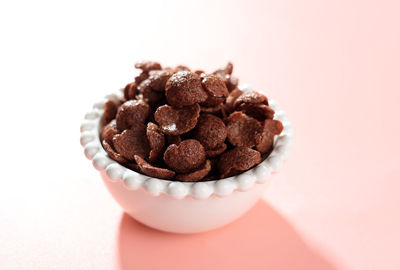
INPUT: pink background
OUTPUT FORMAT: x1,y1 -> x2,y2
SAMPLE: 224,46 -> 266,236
1,0 -> 399,269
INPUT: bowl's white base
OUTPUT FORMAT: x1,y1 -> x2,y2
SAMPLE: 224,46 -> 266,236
101,170 -> 270,234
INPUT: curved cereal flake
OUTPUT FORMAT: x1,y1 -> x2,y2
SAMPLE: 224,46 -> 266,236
102,119 -> 119,145
126,162 -> 140,172
200,74 -> 229,107
148,70 -> 173,92
226,111 -> 263,148
234,90 -> 268,108
256,119 -> 284,154
154,104 -> 200,136
225,74 -> 239,92
192,114 -> 227,150
238,103 -> 275,121
206,143 -> 227,158
176,160 -> 211,182
138,79 -> 165,106
102,139 -> 128,164
165,71 -> 207,108
146,122 -> 165,163
112,124 -> 150,161
212,62 -> 238,92
163,139 -> 206,174
218,147 -> 262,178
116,99 -> 151,130
123,82 -> 138,100
134,155 -> 175,179
103,100 -> 118,125
134,72 -> 149,84
224,89 -> 243,114
213,62 -> 233,76
135,61 -> 162,72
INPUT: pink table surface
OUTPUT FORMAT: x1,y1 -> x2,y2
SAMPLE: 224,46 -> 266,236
1,0 -> 399,269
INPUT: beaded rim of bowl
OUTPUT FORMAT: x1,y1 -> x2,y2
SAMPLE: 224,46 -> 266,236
80,85 -> 293,199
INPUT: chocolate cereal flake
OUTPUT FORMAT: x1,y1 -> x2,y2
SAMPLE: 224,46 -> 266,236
192,114 -> 227,150
200,74 -> 229,107
213,62 -> 233,76
165,71 -> 208,108
154,104 -> 200,135
234,90 -> 268,108
237,103 -> 275,121
176,160 -> 211,182
164,139 -> 206,173
103,139 -> 128,164
148,70 -> 173,92
224,89 -> 243,114
113,124 -> 150,160
206,143 -> 227,158
123,82 -> 138,100
226,111 -> 263,147
116,99 -> 151,130
134,155 -> 175,179
134,72 -> 149,84
102,119 -> 119,145
256,119 -> 284,154
218,147 -> 262,178
225,74 -> 239,92
138,79 -> 165,107
146,122 -> 165,163
135,61 -> 162,72
103,100 -> 118,125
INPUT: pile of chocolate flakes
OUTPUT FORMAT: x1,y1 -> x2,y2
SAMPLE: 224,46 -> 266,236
101,61 -> 283,181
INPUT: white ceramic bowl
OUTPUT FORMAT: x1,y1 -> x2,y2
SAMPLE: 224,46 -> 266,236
80,85 -> 293,233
